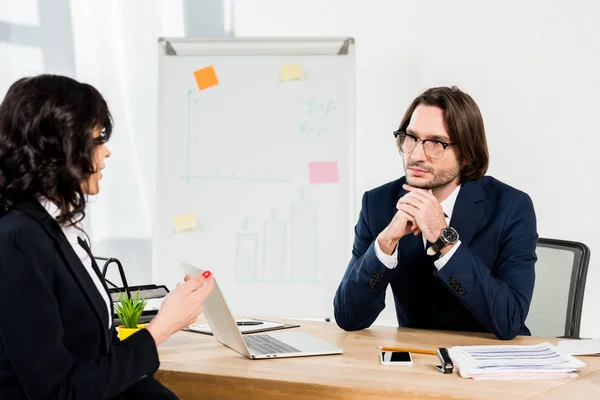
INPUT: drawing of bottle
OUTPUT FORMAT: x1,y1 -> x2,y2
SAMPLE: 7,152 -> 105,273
235,219 -> 258,282
290,202 -> 318,282
262,208 -> 286,282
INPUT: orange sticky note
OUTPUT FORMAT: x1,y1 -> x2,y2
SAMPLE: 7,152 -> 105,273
173,212 -> 198,232
309,162 -> 339,184
193,66 -> 219,90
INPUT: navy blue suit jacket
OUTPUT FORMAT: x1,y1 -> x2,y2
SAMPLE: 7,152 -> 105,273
334,176 -> 537,340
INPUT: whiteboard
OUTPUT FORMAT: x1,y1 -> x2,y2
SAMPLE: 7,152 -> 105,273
154,38 -> 355,318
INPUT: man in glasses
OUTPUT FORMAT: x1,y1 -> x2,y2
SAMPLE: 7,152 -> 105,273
334,86 -> 537,340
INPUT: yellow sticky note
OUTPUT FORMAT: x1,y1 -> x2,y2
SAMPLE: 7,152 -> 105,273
173,212 -> 198,232
279,63 -> 304,81
193,66 -> 219,90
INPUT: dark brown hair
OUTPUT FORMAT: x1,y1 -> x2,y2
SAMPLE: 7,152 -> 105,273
0,74 -> 112,225
398,86 -> 489,181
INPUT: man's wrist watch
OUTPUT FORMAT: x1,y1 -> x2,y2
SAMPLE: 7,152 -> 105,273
427,227 -> 459,256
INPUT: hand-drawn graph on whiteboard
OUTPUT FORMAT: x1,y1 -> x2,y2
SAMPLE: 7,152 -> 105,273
155,37 -> 355,318
181,88 -> 330,285
182,88 -> 326,284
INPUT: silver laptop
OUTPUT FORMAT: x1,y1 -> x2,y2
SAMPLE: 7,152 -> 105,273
180,261 -> 343,359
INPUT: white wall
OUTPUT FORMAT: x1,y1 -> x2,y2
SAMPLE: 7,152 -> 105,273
233,0 -> 600,335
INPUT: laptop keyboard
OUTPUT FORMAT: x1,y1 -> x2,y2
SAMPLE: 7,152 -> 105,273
244,334 -> 301,354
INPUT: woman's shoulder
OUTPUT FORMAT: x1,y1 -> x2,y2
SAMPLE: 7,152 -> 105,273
0,206 -> 48,244
0,207 -> 60,277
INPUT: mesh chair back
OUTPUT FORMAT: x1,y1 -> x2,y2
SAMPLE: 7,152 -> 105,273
525,238 -> 590,338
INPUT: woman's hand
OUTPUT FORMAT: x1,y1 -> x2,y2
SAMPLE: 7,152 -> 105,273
146,271 -> 214,346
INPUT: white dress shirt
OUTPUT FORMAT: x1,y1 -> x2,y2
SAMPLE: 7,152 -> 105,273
39,198 -> 113,329
375,185 -> 462,270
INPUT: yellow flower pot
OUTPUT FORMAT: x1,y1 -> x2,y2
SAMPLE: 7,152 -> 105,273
117,324 -> 146,341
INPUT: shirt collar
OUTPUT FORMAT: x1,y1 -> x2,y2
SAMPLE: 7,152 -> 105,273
38,197 -> 61,220
37,197 -> 84,239
440,184 -> 461,219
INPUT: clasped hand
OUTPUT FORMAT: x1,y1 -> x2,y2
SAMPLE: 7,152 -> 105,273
393,184 -> 447,243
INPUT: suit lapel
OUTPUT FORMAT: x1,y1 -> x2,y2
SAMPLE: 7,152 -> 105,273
78,238 -> 105,284
449,179 -> 486,247
15,199 -> 111,350
79,237 -> 114,351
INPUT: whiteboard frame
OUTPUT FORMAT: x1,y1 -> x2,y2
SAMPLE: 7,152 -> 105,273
154,37 -> 356,319
158,36 -> 354,56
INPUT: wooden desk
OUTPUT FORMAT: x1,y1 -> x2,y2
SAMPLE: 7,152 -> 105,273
156,320 -> 600,399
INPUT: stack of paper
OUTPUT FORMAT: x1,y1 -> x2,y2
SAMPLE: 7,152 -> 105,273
448,342 -> 586,380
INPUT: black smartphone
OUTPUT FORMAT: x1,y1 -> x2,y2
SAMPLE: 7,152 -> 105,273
380,351 -> 413,366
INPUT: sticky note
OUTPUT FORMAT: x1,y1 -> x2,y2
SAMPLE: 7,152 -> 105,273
193,66 -> 219,90
173,212 -> 198,232
309,162 -> 338,184
279,63 -> 304,81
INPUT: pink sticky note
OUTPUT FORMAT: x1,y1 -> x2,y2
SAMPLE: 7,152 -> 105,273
309,162 -> 339,184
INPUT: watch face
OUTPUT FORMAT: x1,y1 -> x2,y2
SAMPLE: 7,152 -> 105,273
442,227 -> 459,243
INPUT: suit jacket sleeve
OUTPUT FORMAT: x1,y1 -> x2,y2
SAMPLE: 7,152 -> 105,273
435,192 -> 537,340
334,192 -> 394,330
108,330 -> 178,400
0,228 -> 161,400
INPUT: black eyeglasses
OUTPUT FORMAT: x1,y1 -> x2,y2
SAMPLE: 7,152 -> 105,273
393,130 -> 455,160
94,127 -> 109,144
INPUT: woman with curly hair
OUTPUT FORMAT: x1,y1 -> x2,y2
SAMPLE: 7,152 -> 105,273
0,74 -> 213,400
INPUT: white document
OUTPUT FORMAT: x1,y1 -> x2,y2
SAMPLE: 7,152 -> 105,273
113,297 -> 164,312
144,297 -> 165,311
186,319 -> 285,334
448,342 -> 585,380
557,338 -> 600,356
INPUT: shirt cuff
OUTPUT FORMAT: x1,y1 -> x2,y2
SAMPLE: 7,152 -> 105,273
434,240 -> 461,270
374,237 -> 398,269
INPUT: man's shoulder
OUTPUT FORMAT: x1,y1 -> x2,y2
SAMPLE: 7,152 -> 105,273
477,176 -> 532,201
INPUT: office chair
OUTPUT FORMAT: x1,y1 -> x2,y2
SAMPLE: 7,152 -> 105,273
525,238 -> 590,338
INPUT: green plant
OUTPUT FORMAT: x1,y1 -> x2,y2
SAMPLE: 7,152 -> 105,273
114,290 -> 148,329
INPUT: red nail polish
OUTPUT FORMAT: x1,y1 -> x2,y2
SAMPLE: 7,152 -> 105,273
202,270 -> 211,278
